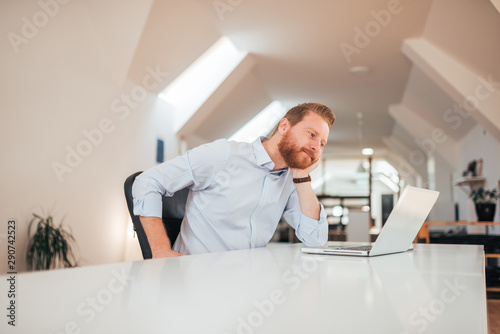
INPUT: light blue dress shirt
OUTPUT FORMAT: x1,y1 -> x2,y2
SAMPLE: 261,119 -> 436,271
132,137 -> 328,255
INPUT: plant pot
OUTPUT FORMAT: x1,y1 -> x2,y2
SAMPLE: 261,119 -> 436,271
475,203 -> 496,221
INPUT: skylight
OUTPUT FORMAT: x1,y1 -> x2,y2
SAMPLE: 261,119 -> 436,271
159,37 -> 247,132
373,160 -> 400,192
374,160 -> 399,184
229,101 -> 286,143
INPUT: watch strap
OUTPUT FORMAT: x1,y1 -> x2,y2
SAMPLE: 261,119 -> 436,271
293,175 -> 311,184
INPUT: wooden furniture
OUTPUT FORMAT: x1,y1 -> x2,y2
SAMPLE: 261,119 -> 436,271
417,221 -> 500,292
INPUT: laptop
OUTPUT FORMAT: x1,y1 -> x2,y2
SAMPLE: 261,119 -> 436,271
301,186 -> 439,257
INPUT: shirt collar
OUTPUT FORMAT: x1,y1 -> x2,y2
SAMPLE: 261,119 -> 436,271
252,137 -> 288,176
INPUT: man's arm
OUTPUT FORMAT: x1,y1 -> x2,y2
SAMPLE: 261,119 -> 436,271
284,159 -> 327,246
140,216 -> 184,258
282,186 -> 328,247
291,180 -> 321,220
132,139 -> 229,258
290,159 -> 321,220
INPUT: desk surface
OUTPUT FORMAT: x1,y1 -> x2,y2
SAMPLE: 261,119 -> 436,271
0,243 -> 487,334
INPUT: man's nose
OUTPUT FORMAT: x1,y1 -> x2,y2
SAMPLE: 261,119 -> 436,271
310,139 -> 320,150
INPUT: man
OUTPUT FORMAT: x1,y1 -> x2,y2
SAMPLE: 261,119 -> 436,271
132,102 -> 335,258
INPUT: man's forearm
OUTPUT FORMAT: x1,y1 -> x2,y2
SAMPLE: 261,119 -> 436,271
293,183 -> 321,220
139,216 -> 172,253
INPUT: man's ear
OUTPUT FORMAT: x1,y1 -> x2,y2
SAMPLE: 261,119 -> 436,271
278,118 -> 290,135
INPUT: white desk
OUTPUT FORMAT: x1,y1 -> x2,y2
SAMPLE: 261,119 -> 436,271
0,243 -> 487,334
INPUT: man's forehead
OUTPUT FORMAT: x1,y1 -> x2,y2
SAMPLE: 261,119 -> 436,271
299,113 -> 330,137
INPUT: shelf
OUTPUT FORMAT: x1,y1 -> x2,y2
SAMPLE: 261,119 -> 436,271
453,176 -> 485,196
426,221 -> 500,226
486,287 -> 500,292
486,254 -> 500,258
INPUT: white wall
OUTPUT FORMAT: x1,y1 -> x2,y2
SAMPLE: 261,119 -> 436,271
427,153 -> 455,222
0,0 -> 177,273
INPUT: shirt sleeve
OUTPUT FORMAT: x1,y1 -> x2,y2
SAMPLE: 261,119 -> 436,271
132,139 -> 229,218
282,189 -> 328,247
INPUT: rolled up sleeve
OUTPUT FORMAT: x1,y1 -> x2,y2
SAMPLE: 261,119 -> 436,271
132,176 -> 167,218
282,190 -> 328,247
132,139 -> 229,218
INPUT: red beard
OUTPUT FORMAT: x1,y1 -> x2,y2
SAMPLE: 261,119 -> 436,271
277,130 -> 316,169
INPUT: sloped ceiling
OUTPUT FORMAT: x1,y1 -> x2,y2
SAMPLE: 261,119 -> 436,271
192,0 -> 435,155
401,67 -> 476,143
127,0 -> 500,168
127,0 -> 221,93
85,0 -> 154,86
192,71 -> 273,142
402,0 -> 500,146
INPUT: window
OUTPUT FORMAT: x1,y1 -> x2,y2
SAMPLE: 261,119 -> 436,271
160,37 -> 247,132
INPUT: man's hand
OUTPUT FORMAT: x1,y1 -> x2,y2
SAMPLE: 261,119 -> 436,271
290,155 -> 321,178
140,216 -> 185,259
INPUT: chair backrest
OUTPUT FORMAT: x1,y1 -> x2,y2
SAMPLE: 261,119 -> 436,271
124,171 -> 189,259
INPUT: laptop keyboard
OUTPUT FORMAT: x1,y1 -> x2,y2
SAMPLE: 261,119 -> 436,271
342,245 -> 372,251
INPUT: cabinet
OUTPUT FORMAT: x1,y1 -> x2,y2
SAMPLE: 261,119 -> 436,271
417,221 -> 500,292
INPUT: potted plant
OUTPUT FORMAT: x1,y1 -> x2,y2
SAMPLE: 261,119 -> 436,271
26,213 -> 79,271
470,188 -> 498,221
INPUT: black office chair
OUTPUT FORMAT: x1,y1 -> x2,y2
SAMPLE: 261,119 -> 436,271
124,171 -> 189,259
